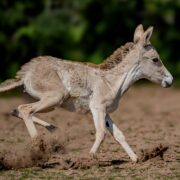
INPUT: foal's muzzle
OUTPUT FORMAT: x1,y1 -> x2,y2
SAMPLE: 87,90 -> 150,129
161,72 -> 173,88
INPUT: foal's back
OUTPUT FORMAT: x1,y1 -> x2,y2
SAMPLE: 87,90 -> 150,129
18,56 -> 65,99
19,56 -> 95,106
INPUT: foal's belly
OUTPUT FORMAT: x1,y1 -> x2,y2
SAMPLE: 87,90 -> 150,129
61,93 -> 121,114
61,96 -> 90,114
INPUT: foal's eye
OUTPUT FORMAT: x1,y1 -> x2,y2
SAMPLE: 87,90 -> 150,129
152,58 -> 159,63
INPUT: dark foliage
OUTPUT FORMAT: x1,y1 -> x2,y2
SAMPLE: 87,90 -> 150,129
0,0 -> 180,81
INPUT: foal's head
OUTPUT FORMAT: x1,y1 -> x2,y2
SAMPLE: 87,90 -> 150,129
133,24 -> 173,88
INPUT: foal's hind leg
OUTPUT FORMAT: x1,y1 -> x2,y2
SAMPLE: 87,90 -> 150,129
12,106 -> 58,132
32,116 -> 57,132
16,94 -> 63,138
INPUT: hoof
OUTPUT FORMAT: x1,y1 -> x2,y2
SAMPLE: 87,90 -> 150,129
131,156 -> 138,163
31,136 -> 41,146
45,124 -> 58,132
11,109 -> 19,118
89,152 -> 98,160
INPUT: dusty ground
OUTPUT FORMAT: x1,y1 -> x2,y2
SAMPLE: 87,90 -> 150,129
0,85 -> 179,179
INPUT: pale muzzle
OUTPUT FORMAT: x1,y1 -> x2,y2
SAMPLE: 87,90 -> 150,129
161,71 -> 173,88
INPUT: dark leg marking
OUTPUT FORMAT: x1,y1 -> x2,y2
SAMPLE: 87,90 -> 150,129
106,121 -> 110,127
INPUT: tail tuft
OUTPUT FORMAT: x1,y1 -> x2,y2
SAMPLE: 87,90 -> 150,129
0,78 -> 23,93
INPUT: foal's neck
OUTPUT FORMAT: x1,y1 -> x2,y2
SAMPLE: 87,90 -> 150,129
102,54 -> 140,97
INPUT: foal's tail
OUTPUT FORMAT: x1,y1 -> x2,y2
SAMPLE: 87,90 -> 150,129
0,78 -> 23,93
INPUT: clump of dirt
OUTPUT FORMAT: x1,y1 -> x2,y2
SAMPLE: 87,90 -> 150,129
41,156 -> 100,170
0,135 -> 65,170
41,156 -> 127,170
139,144 -> 168,162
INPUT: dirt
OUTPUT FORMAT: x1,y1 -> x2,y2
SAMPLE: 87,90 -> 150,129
0,134 -> 65,170
139,144 -> 168,162
0,85 -> 179,179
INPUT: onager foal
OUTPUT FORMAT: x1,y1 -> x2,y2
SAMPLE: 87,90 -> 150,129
0,25 -> 173,162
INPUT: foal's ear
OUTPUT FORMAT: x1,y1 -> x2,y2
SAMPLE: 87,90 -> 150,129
133,24 -> 144,44
142,26 -> 153,45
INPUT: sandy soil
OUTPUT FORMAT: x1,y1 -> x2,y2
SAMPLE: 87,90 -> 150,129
0,85 -> 179,179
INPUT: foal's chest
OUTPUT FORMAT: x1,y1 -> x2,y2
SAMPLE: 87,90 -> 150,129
105,89 -> 122,113
106,97 -> 121,113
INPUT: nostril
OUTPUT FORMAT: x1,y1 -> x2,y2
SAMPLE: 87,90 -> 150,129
165,81 -> 172,87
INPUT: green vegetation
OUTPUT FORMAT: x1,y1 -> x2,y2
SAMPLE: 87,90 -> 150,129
0,0 -> 180,81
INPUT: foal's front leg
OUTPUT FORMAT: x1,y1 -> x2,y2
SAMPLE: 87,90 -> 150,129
90,106 -> 106,154
105,114 -> 138,162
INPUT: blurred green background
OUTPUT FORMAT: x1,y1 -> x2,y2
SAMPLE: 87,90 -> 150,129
0,0 -> 180,82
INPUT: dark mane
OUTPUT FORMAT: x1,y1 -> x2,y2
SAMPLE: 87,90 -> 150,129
99,42 -> 135,70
